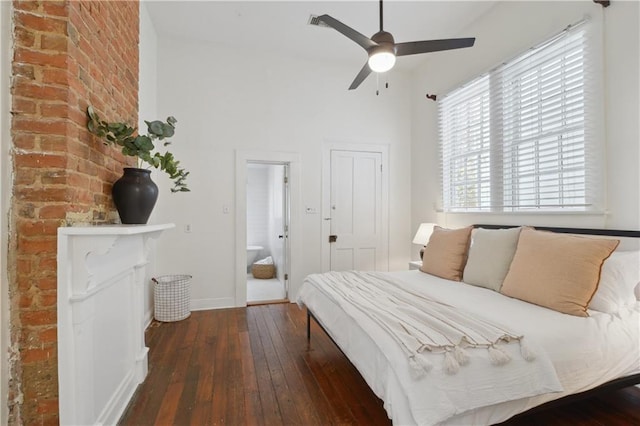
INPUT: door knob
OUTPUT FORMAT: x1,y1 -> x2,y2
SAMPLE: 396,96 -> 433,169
278,235 -> 284,239
329,235 -> 337,243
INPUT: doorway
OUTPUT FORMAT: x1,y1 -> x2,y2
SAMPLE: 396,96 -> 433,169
235,151 -> 300,307
245,162 -> 289,304
322,144 -> 389,272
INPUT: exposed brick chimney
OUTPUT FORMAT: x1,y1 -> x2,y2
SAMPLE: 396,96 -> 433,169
9,1 -> 139,423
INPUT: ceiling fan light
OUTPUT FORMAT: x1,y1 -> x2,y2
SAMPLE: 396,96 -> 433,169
368,51 -> 396,73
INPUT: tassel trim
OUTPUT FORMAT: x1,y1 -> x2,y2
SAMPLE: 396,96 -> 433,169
443,350 -> 460,375
487,345 -> 511,366
519,338 -> 536,361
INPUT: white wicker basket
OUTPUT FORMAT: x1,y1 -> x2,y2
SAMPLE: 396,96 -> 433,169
153,274 -> 192,322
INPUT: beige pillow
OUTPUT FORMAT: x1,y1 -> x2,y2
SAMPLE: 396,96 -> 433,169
463,227 -> 524,291
420,226 -> 473,281
500,229 -> 619,317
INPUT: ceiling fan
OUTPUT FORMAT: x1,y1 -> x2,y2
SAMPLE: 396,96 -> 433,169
318,0 -> 476,90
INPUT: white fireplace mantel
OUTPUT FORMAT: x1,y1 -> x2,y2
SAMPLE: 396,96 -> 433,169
57,223 -> 174,426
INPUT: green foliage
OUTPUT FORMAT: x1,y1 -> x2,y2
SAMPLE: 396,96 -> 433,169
86,106 -> 190,193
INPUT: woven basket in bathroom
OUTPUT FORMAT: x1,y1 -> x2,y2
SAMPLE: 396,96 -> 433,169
252,264 -> 275,279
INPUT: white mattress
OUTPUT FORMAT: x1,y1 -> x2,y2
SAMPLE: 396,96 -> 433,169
299,270 -> 640,425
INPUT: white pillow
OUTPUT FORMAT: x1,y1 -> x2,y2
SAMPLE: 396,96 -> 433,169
463,227 -> 523,291
589,250 -> 640,313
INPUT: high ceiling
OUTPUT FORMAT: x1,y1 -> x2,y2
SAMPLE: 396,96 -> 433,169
145,1 -> 498,71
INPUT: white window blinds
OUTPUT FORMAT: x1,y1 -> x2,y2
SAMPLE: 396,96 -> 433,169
440,76 -> 491,210
439,20 -> 602,212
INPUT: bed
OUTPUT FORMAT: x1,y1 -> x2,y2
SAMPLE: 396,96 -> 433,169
297,225 -> 640,425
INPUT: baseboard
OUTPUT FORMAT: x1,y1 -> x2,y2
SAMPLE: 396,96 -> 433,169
147,297 -> 295,317
146,298 -> 236,322
95,368 -> 139,426
144,309 -> 153,328
190,297 -> 235,311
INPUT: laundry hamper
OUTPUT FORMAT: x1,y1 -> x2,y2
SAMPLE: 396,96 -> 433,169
152,274 -> 192,322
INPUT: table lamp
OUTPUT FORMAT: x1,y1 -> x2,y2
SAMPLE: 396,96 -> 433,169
412,223 -> 436,260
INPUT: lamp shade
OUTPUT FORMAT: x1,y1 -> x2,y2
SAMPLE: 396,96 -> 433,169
412,223 -> 436,245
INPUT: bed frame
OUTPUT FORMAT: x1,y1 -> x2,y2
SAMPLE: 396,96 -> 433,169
305,225 -> 640,421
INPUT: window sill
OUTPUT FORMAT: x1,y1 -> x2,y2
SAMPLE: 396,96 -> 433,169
437,210 -> 608,216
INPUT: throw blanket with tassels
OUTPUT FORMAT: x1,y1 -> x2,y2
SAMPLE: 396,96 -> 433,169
303,271 -> 536,377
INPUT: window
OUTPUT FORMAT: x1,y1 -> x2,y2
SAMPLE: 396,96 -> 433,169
439,20 -> 602,212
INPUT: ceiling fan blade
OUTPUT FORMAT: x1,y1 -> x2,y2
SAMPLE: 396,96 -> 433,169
395,38 -> 475,57
318,14 -> 378,51
349,62 -> 372,90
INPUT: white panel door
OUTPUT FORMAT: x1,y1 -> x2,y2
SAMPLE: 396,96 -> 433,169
330,150 -> 383,271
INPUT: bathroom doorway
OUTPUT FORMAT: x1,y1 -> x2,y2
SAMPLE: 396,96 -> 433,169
245,162 -> 289,304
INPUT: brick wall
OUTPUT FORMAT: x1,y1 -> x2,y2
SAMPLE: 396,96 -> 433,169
9,1 -> 139,423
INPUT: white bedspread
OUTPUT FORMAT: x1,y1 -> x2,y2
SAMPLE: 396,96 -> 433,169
298,270 -> 640,425
305,271 -> 540,375
298,271 -> 565,425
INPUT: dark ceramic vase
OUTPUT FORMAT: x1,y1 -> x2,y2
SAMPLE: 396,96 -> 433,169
112,168 -> 159,224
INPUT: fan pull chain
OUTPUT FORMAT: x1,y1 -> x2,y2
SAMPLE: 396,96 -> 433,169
375,75 -> 390,96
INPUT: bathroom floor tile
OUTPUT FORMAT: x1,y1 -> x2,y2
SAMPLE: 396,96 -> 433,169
247,275 -> 286,303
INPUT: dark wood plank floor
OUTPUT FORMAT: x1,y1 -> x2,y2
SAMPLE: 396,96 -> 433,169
120,304 -> 640,426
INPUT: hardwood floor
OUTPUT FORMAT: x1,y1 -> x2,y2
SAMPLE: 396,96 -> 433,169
120,304 -> 640,426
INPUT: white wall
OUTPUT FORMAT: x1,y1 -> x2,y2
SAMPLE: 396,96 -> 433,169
410,1 -> 640,259
246,165 -> 270,254
149,34 -> 413,309
139,4 -> 157,128
1,1 -> 11,423
139,3 -> 160,323
602,1 -> 640,229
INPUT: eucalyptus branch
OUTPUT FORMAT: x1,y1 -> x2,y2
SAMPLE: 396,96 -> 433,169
86,106 -> 190,192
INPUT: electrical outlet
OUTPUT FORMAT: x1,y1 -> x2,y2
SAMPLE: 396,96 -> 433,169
223,205 -> 230,214
184,224 -> 192,233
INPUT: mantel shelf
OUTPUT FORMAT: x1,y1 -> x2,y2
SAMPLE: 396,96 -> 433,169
58,223 -> 175,236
